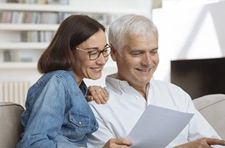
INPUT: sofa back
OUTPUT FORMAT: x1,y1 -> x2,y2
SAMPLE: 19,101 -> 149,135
193,94 -> 225,140
0,102 -> 24,148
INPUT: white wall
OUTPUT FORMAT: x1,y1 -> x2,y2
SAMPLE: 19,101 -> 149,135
0,0 -> 152,88
153,0 -> 225,82
86,0 -> 225,86
2,0 -> 225,86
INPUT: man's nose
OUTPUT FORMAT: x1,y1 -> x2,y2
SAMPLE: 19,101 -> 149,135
141,53 -> 152,66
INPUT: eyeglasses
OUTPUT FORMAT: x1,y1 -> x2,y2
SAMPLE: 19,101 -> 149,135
76,44 -> 111,60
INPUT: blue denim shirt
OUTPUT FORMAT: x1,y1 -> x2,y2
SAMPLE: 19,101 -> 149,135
16,70 -> 98,148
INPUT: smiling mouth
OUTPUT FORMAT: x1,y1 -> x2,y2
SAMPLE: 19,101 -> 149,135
91,68 -> 102,72
136,68 -> 151,72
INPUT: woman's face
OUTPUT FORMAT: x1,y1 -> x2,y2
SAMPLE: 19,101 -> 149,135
73,29 -> 108,83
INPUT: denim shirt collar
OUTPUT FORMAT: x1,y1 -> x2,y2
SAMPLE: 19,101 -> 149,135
68,69 -> 88,96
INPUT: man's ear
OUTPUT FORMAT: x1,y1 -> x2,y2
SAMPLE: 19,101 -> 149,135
110,44 -> 117,62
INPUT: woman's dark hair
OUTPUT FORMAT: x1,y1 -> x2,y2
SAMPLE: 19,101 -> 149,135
38,15 -> 105,74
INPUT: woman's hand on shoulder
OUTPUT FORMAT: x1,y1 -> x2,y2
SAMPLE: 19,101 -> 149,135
85,85 -> 108,104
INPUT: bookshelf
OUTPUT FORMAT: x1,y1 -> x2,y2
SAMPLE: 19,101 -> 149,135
0,24 -> 59,31
0,62 -> 37,69
0,42 -> 49,50
0,0 -> 152,85
0,3 -> 150,14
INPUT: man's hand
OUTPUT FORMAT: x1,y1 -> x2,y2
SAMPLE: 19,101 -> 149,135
174,138 -> 225,148
85,85 -> 108,104
103,138 -> 133,148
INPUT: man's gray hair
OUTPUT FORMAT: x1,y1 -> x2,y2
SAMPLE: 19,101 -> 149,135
108,14 -> 158,55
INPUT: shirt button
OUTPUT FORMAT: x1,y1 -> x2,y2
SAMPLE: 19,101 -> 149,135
79,122 -> 82,125
96,126 -> 98,129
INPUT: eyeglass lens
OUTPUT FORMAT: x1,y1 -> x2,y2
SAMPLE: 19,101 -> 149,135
89,47 -> 110,60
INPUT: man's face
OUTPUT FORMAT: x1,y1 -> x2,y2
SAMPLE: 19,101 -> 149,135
111,33 -> 159,88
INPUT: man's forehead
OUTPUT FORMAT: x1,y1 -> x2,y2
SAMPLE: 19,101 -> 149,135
125,37 -> 158,50
126,31 -> 157,39
127,33 -> 157,42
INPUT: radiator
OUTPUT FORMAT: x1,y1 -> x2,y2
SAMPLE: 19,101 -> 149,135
0,81 -> 31,107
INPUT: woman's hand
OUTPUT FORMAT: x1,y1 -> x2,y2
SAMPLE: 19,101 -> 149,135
85,85 -> 108,104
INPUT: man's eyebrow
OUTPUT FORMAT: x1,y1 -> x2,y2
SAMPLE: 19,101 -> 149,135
131,50 -> 144,52
151,48 -> 158,50
131,48 -> 158,51
131,49 -> 145,51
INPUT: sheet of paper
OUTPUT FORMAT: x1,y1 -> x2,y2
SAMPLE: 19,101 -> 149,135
126,105 -> 194,148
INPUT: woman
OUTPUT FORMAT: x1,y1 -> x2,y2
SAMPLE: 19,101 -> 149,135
16,15 -> 110,148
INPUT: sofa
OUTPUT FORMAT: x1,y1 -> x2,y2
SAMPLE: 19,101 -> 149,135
0,94 -> 224,148
0,102 -> 24,148
193,94 -> 225,140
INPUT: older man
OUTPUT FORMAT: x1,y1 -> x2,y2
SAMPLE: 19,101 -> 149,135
87,14 -> 225,148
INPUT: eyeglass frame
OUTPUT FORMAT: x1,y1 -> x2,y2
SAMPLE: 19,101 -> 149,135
75,44 -> 111,60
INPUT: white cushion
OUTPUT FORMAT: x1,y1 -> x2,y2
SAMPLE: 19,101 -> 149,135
193,94 -> 225,139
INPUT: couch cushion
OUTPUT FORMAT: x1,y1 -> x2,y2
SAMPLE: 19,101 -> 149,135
193,94 -> 225,140
0,102 -> 24,148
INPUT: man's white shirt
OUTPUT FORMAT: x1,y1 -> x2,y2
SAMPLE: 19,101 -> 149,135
87,74 -> 222,148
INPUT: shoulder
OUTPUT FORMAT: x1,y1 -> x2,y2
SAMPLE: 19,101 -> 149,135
26,71 -> 71,108
32,70 -> 78,93
88,101 -> 106,109
151,78 -> 192,104
46,70 -> 76,84
88,101 -> 111,115
50,70 -> 81,94
51,70 -> 74,79
151,78 -> 186,94
39,70 -> 70,81
30,70 -> 68,91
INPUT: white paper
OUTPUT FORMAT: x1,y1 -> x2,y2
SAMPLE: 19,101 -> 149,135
126,105 -> 194,148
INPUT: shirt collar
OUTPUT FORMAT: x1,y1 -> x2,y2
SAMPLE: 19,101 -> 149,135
68,69 -> 88,95
106,73 -> 151,97
80,81 -> 88,95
